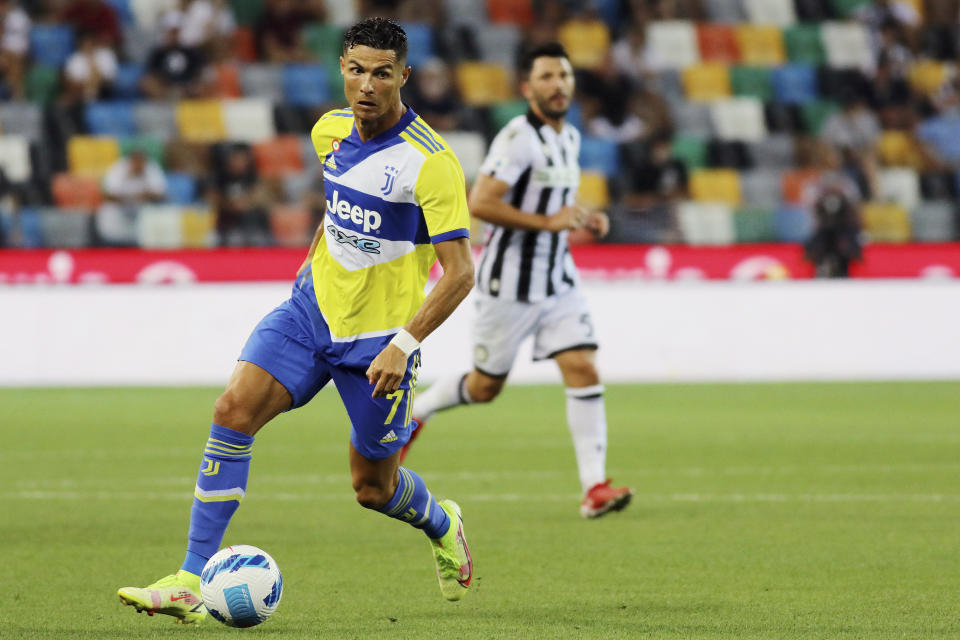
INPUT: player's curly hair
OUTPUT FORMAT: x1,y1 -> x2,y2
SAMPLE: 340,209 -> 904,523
343,17 -> 408,64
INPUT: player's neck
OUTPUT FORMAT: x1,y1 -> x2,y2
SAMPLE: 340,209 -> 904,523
529,104 -> 564,133
355,102 -> 407,142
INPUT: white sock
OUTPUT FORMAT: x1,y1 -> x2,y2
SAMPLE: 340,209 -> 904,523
566,385 -> 607,493
414,373 -> 472,422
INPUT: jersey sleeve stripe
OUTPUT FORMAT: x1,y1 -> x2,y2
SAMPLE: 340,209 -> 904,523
403,126 -> 439,154
411,120 -> 445,151
430,228 -> 470,243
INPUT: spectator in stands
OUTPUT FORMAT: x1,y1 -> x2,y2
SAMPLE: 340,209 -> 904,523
177,0 -> 236,60
60,0 -> 121,50
208,144 -> 272,247
255,0 -> 325,63
856,0 -> 920,41
805,184 -> 863,279
868,51 -> 914,129
578,54 -> 645,143
0,166 -> 18,247
96,150 -> 168,247
610,24 -> 659,88
403,57 -> 461,132
821,93 -> 882,159
63,30 -> 118,104
0,0 -> 30,100
875,17 -> 913,78
623,134 -> 688,208
141,11 -> 211,99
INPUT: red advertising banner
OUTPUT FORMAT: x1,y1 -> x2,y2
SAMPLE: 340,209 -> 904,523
0,244 -> 957,284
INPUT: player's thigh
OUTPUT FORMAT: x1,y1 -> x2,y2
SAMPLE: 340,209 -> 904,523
238,300 -> 333,413
472,293 -> 540,377
532,288 -> 599,362
331,353 -> 421,462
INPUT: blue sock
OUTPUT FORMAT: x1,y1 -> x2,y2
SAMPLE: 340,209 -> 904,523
378,467 -> 450,539
181,424 -> 254,575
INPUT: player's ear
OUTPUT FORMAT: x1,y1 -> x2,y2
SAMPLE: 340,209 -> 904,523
339,55 -> 345,76
520,80 -> 531,101
399,65 -> 411,87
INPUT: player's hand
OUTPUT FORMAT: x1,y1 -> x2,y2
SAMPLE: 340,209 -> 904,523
548,205 -> 588,232
585,211 -> 610,238
366,344 -> 407,397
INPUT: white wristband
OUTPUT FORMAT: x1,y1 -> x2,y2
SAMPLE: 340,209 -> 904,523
389,329 -> 420,357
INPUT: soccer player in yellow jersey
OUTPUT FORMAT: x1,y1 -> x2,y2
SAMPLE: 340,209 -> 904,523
117,18 -> 475,624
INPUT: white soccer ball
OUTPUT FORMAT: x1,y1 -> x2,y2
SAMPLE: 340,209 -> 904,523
200,544 -> 283,628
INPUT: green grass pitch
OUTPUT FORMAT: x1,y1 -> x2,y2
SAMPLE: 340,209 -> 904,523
2,382 -> 959,639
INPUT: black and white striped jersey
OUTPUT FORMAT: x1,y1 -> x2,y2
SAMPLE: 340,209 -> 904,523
475,110 -> 582,303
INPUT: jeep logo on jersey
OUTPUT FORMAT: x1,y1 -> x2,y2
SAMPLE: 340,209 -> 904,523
327,224 -> 381,254
326,190 -> 382,233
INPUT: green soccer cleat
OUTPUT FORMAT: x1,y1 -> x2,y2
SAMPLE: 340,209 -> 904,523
117,569 -> 207,625
429,499 -> 473,601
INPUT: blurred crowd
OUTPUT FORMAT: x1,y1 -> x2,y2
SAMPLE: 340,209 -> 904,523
0,0 -> 958,252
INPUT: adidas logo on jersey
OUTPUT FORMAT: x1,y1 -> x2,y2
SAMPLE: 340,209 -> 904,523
326,189 -> 382,233
380,430 -> 398,444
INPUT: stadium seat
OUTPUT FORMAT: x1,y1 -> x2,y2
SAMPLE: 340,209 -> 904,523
455,62 -> 513,106
51,173 -> 103,209
283,171 -> 313,202
707,140 -> 753,169
579,137 -> 619,177
578,171 -> 610,209
773,205 -> 814,242
490,99 -> 529,131
39,208 -> 93,248
682,63 -> 732,101
710,97 -> 767,142
113,63 -> 144,99
85,102 -> 137,137
253,136 -> 304,178
230,0 -> 265,26
771,64 -> 818,104
181,206 -> 216,248
743,0 -> 796,26
734,207 -> 776,242
783,24 -> 826,64
119,135 -> 164,166
29,25 -> 75,67
25,65 -> 60,104
677,201 -> 735,245
269,204 -> 313,246
121,24 -> 153,64
133,101 -> 177,139
690,169 -> 742,206
671,135 -> 707,170
821,22 -> 873,69
800,100 -> 838,135
647,21 -> 700,70
829,0 -> 871,18
704,0 -> 746,22
476,23 -> 522,68
165,172 -> 198,204
920,170 -> 954,200
104,0 -> 134,25
697,24 -> 739,64
0,136 -> 31,182
399,23 -> 435,68
283,65 -> 330,107
911,200 -> 956,241
764,103 -> 803,133
735,25 -> 786,67
137,204 -> 184,249
232,26 -> 258,62
0,102 -> 42,141
130,0 -> 168,28
303,23 -> 345,63
559,17 -> 611,69
176,100 -> 227,143
223,98 -> 276,143
781,169 -> 821,204
443,131 -> 486,182
740,169 -> 784,209
918,115 -> 960,163
861,201 -> 911,242
670,101 -> 713,138
878,130 -> 925,168
241,65 -> 284,103
487,0 -> 534,26
876,168 -> 921,211
730,66 -> 772,101
749,133 -> 796,168
213,63 -> 243,98
446,0 -> 488,27
67,136 -> 121,177
795,0 -> 832,20
908,60 -> 947,96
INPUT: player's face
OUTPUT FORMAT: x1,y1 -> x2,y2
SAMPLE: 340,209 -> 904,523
341,45 -> 410,125
523,56 -> 575,121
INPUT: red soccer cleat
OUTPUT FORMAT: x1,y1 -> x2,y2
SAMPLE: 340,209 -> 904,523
398,417 -> 425,463
580,479 -> 633,518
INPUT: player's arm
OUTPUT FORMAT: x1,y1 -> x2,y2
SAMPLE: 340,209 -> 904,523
366,237 -> 474,397
469,173 -> 586,232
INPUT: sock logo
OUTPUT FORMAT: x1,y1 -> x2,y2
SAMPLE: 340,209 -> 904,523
200,457 -> 220,476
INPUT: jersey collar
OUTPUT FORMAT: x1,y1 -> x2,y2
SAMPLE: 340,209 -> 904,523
349,105 -> 419,146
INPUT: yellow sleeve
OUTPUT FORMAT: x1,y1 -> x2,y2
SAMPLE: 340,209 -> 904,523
415,149 -> 471,243
310,110 -> 353,162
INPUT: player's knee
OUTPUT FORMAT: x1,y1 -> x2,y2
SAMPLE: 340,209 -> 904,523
561,357 -> 599,387
353,481 -> 392,510
213,390 -> 256,432
466,374 -> 504,403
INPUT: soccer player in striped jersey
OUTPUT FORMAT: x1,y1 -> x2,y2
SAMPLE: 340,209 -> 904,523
117,18 -> 474,623
405,43 -> 633,518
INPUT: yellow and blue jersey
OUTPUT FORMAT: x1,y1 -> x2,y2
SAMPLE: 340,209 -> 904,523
309,107 -> 470,340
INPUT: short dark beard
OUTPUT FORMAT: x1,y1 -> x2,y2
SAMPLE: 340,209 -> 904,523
535,95 -> 568,121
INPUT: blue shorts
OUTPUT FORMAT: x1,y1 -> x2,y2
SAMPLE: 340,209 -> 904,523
239,267 -> 419,460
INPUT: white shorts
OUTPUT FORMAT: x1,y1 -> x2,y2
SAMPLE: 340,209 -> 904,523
472,288 -> 598,377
